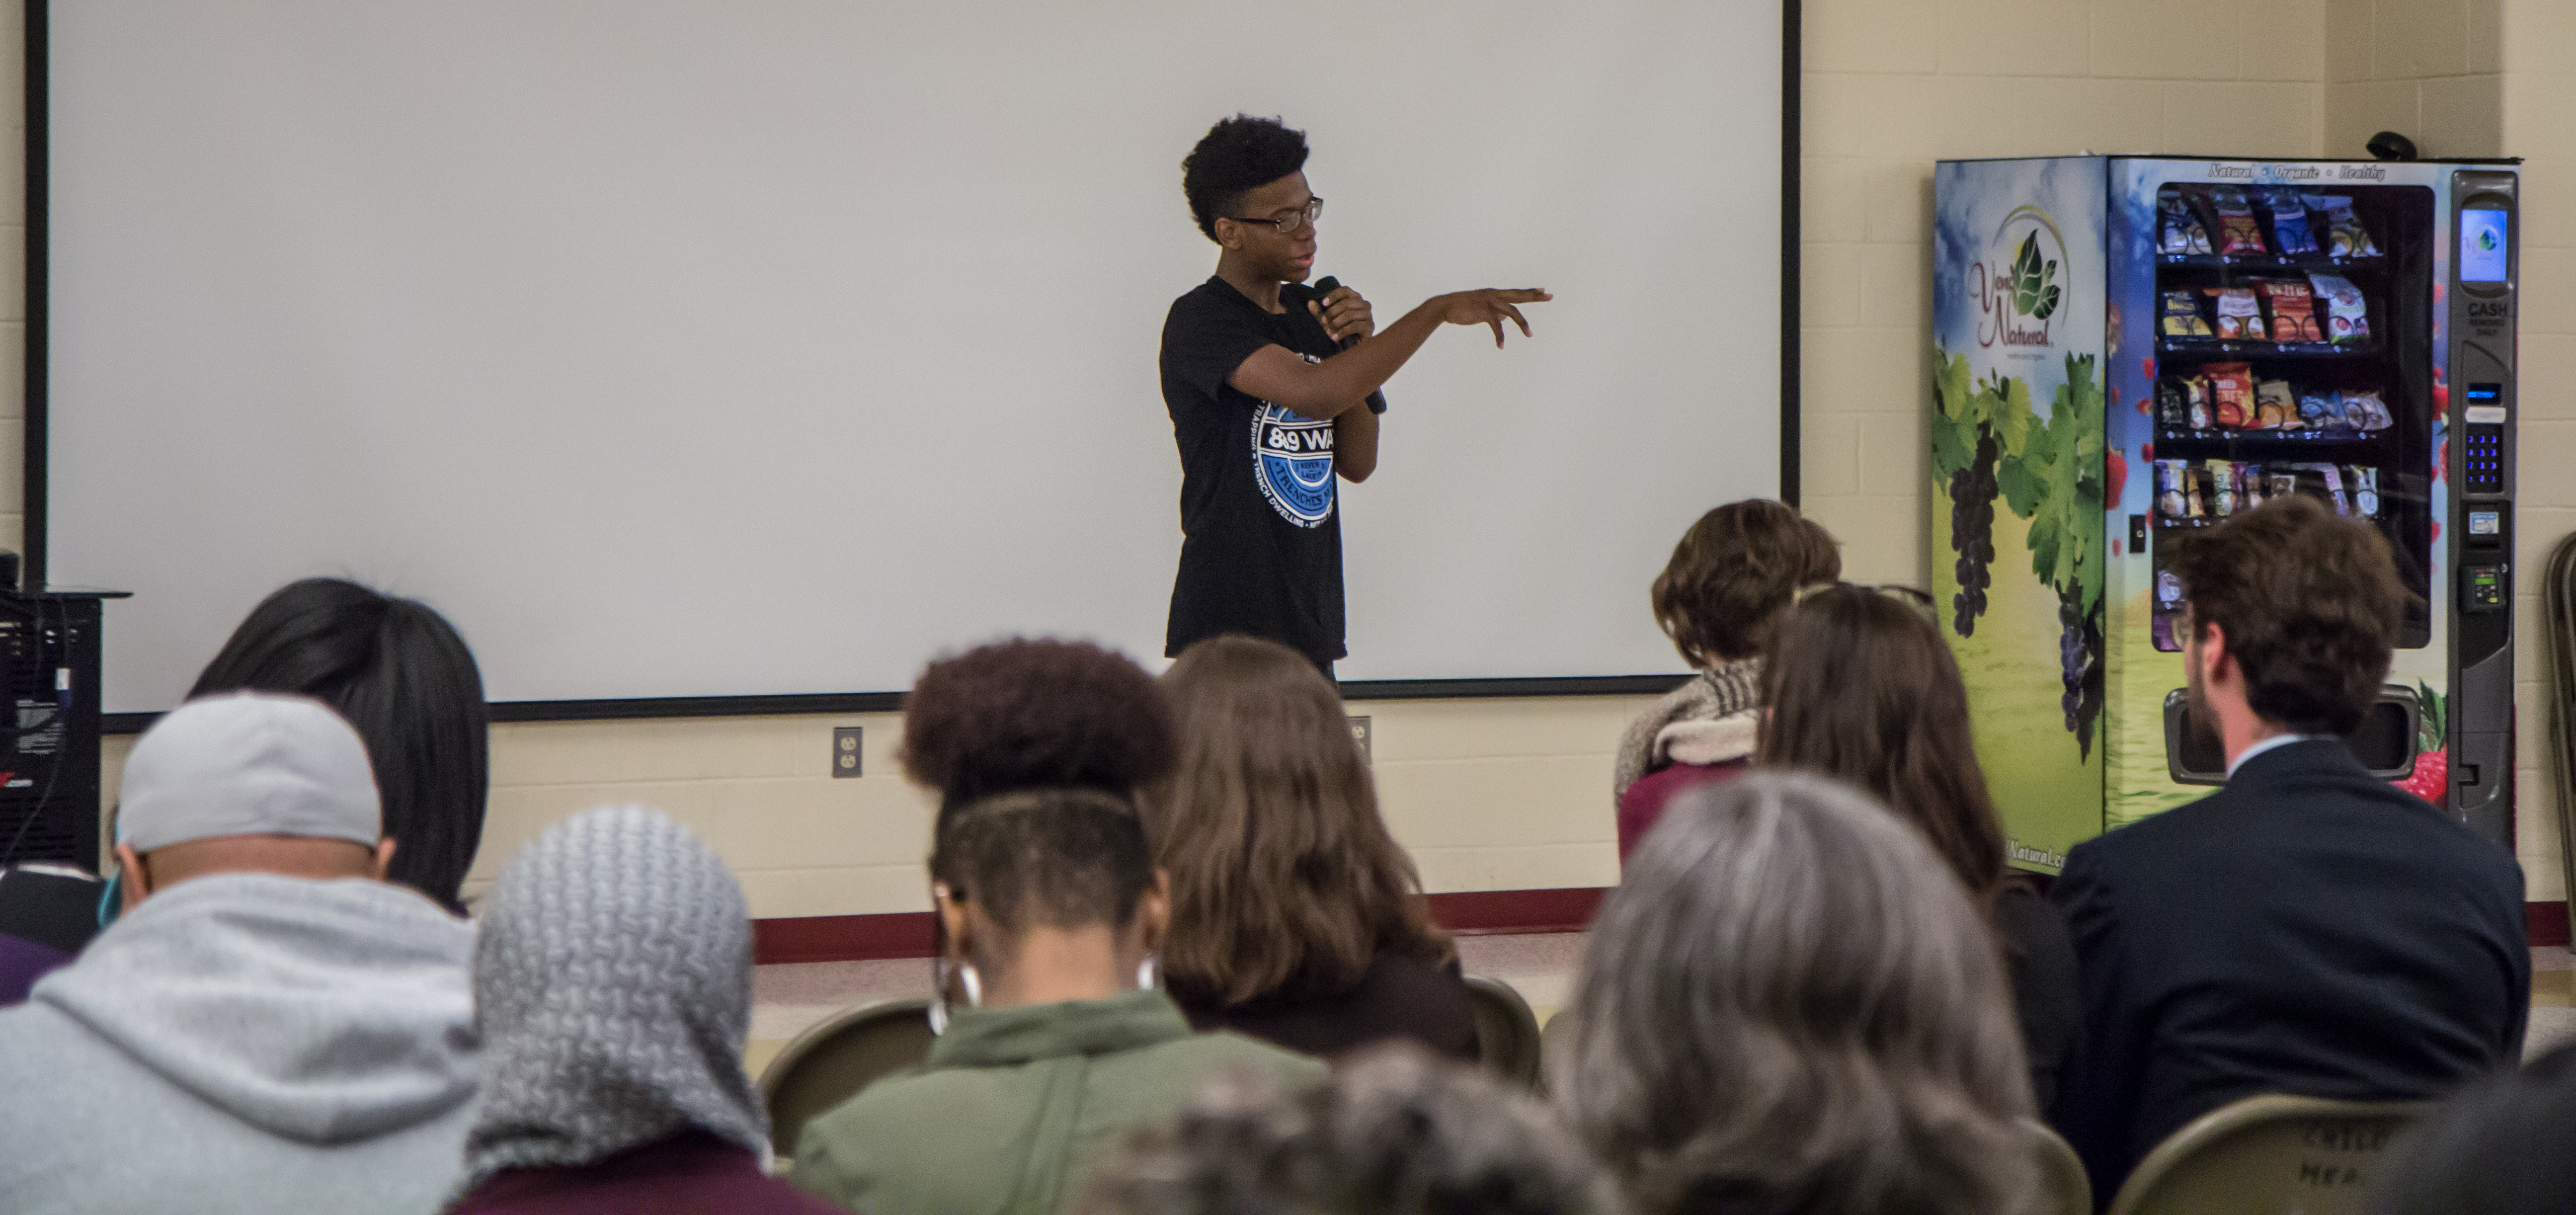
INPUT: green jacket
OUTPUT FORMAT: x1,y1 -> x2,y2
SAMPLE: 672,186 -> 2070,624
790,988 -> 1324,1215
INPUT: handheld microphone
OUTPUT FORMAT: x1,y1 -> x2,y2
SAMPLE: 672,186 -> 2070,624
1313,276 -> 1362,351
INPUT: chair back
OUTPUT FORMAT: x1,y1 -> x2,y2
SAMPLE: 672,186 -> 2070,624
2105,1094 -> 2430,1215
1462,974 -> 1542,1089
755,997 -> 937,1160
2023,1118 -> 2091,1215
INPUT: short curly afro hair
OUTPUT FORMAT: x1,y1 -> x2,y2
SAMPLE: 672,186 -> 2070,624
901,638 -> 1177,810
1182,114 -> 1308,241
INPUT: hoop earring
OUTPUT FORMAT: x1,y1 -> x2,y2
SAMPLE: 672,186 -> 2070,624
1136,955 -> 1159,991
959,962 -> 983,1008
929,955 -> 983,1036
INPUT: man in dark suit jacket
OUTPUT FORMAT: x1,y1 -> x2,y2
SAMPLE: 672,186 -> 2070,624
2048,495 -> 2528,1207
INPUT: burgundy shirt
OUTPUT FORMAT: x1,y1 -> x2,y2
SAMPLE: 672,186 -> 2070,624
451,1131 -> 851,1215
1615,757 -> 1751,864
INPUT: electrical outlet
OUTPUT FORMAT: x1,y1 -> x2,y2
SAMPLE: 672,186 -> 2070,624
832,727 -> 863,778
1347,716 -> 1371,763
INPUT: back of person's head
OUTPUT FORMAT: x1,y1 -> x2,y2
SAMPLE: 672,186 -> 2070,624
1651,501 -> 1841,669
2164,493 -> 2407,734
931,786 -> 1158,978
2367,1046 -> 2576,1215
1757,583 -> 2007,904
188,577 -> 487,909
1182,114 -> 1308,241
459,805 -> 765,1196
902,638 -> 1176,811
1552,771 -> 2033,1215
1151,635 -> 1450,1006
117,692 -> 393,899
1080,1042 -> 1628,1215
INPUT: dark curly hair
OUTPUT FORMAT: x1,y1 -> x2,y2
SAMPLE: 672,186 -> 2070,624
2166,493 -> 2407,734
900,638 -> 1176,810
1182,115 -> 1308,241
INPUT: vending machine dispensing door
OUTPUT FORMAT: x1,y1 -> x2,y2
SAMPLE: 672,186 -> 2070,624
2448,169 -> 2518,844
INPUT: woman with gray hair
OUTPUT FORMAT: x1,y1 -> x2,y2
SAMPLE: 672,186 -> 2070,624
447,805 -> 849,1214
1550,772 -> 2035,1215
1079,1042 -> 1627,1215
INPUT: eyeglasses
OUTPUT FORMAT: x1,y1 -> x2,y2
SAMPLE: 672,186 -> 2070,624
1224,196 -> 1323,234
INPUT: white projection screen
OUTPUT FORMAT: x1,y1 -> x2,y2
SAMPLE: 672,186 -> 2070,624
41,0 -> 1786,714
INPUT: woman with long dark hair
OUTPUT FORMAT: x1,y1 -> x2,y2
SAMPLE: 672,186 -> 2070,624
1758,582 -> 2082,1109
189,577 -> 487,911
1148,635 -> 1471,1059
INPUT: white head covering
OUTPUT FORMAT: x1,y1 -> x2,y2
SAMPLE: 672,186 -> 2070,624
120,692 -> 381,853
456,805 -> 767,1193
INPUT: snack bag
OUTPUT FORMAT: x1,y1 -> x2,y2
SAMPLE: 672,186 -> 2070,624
2159,187 -> 2214,255
2351,466 -> 2382,517
2160,290 -> 2214,337
2205,286 -> 2265,341
2205,362 -> 2255,428
2256,279 -> 2324,343
2299,391 -> 2340,428
2206,460 -> 2238,515
2210,186 -> 2268,256
2184,465 -> 2209,518
2156,379 -> 2191,430
2156,459 -> 2189,519
2309,273 -> 2370,345
2255,379 -> 2297,428
2238,462 -> 2266,510
2295,463 -> 2352,515
2303,194 -> 2379,258
2267,469 -> 2300,502
2184,374 -> 2215,430
2344,388 -> 2393,430
2261,187 -> 2320,256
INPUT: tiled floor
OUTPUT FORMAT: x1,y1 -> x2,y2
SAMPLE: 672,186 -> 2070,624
747,939 -> 2576,1078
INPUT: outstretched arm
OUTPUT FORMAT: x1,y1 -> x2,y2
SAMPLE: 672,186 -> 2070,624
1226,289 -> 1552,419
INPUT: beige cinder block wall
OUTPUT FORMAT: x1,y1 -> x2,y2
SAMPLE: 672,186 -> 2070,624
54,0 -> 2576,910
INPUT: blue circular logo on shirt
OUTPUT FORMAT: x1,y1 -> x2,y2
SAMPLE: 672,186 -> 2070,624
1251,402 -> 1336,527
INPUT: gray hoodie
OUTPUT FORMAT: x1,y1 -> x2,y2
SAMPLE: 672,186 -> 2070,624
0,871 -> 479,1215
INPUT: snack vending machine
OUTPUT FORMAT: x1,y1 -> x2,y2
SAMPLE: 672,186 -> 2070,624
1931,155 -> 2520,870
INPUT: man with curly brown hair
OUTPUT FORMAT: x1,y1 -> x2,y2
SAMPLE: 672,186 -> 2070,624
2049,494 -> 2527,1207
1161,114 -> 1550,677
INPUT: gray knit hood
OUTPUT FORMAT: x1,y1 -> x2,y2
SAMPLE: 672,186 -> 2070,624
456,805 -> 768,1194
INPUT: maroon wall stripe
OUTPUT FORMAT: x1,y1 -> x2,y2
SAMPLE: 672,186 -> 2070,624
2530,900 -> 2571,949
751,886 -> 1610,965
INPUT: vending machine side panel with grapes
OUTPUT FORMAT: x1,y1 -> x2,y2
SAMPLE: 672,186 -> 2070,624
1931,156 -> 2109,875
1938,155 -> 2517,868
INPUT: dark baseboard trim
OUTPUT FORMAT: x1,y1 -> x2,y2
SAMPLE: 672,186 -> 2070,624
750,886 -> 1610,966
2530,901 -> 2570,948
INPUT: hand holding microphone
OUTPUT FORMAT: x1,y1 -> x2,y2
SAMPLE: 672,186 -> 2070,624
1307,276 -> 1375,349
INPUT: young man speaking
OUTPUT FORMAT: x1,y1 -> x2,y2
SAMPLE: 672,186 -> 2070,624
1159,115 -> 1549,677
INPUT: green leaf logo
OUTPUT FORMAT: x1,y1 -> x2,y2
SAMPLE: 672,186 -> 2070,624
2011,233 -> 2060,320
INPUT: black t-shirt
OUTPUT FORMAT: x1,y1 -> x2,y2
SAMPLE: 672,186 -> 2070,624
1159,276 -> 1354,662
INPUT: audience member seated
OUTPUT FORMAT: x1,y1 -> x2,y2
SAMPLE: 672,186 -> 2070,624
791,788 -> 1324,1214
2366,1044 -> 2576,1215
1760,582 -> 2083,1110
1148,635 -> 1474,1060
449,805 -> 848,1215
1551,772 -> 2035,1215
1613,500 -> 1838,863
2049,495 -> 2528,1204
0,863 -> 105,1005
0,693 -> 479,1215
188,576 -> 490,912
1077,1042 -> 1625,1215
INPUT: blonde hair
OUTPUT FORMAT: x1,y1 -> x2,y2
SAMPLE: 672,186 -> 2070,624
1551,772 -> 2034,1215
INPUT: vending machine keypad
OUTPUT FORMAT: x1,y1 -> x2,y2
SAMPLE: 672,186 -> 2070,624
2462,425 -> 2505,494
